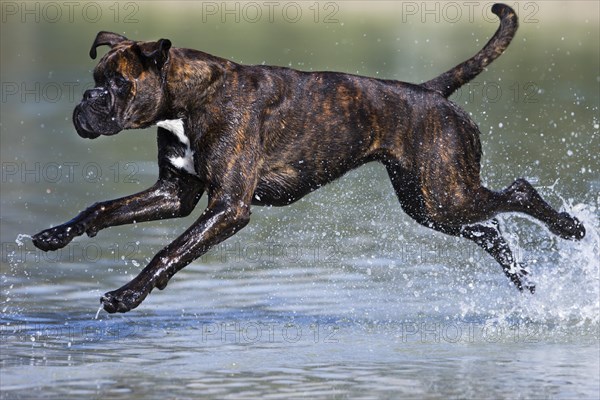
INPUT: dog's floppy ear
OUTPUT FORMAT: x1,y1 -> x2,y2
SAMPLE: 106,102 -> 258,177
134,39 -> 172,71
89,31 -> 128,59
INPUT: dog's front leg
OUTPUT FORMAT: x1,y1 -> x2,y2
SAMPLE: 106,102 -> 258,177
32,176 -> 203,252
100,199 -> 250,313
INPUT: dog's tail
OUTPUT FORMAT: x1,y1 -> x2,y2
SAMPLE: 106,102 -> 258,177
422,3 -> 518,98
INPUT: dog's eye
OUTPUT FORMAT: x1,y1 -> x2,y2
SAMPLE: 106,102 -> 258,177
114,76 -> 128,88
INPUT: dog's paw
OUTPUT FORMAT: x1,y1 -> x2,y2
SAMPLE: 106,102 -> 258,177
518,264 -> 535,294
524,283 -> 535,294
507,263 -> 535,294
32,223 -> 81,251
549,212 -> 585,241
514,278 -> 535,294
515,263 -> 535,293
101,287 -> 149,313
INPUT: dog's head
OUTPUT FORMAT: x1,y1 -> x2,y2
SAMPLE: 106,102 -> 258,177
73,31 -> 172,139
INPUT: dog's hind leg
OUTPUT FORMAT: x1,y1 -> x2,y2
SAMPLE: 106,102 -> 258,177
486,178 -> 585,240
384,163 -> 583,292
460,220 -> 534,293
385,160 -> 585,240
384,165 -> 524,290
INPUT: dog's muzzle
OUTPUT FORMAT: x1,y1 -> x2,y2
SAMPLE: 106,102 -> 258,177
73,88 -> 121,139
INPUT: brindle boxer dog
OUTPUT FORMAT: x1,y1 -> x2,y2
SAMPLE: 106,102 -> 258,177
32,4 -> 585,313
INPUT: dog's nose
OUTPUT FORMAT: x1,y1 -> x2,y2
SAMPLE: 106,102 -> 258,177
83,87 -> 106,101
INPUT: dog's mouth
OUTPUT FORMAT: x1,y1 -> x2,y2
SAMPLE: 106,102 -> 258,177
73,104 -> 122,139
73,107 -> 101,139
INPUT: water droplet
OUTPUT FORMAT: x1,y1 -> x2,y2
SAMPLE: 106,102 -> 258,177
15,233 -> 31,246
94,305 -> 103,320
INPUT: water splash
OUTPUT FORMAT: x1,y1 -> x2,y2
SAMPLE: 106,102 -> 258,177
460,199 -> 599,329
94,305 -> 103,320
15,233 -> 32,247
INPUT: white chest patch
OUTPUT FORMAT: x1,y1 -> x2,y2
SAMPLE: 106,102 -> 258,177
156,119 -> 197,176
